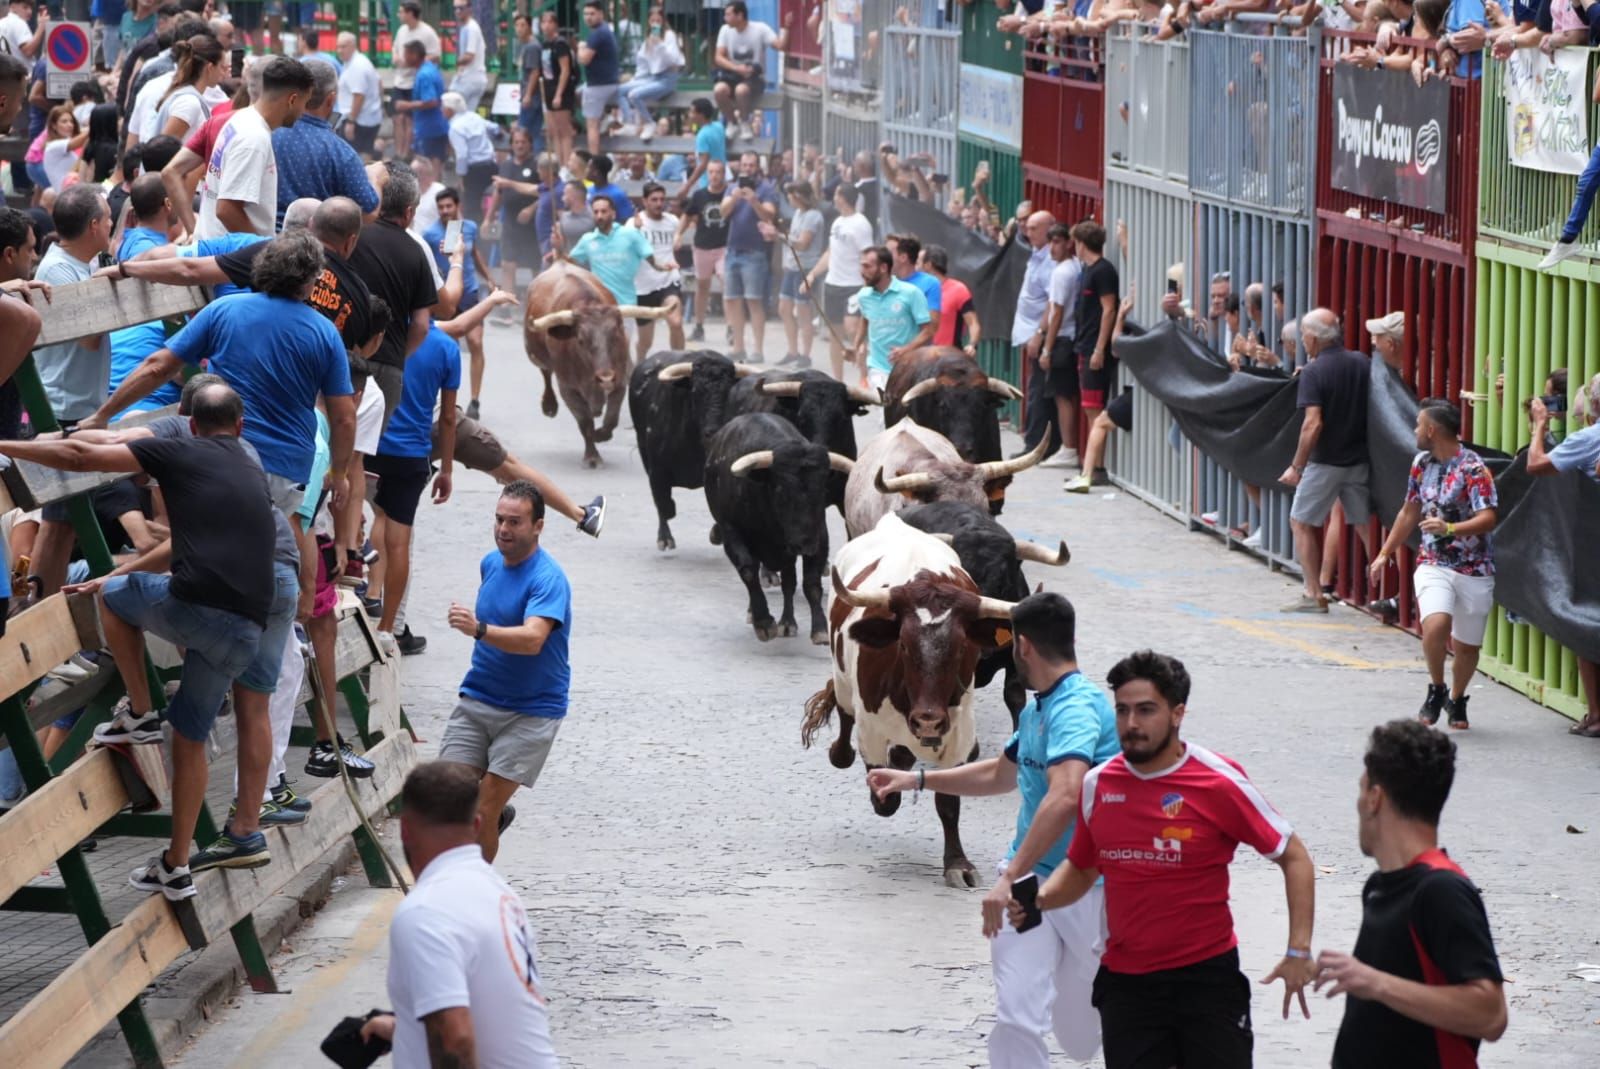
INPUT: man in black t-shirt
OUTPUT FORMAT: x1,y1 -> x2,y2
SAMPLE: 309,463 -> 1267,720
1317,720 -> 1507,1067
1070,220 -> 1121,416
679,158 -> 731,343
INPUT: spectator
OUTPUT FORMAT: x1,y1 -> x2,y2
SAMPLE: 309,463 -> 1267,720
713,0 -> 789,139
1065,292 -> 1136,494
1207,271 -> 1234,352
486,127 -> 541,323
83,103 -> 121,184
351,164 -> 439,428
423,188 -> 493,419
206,14 -> 233,51
335,31 -> 383,157
722,150 -> 778,362
390,1 -> 441,159
0,207 -> 44,441
1279,308 -> 1375,613
196,55 -> 312,239
398,39 -> 447,167
619,6 -> 683,140
272,60 -> 378,229
777,180 -> 823,368
1071,219 -> 1120,443
853,245 -> 932,393
885,233 -> 942,343
923,244 -> 979,357
584,151 -> 634,223
409,153 -> 447,235
1012,210 -> 1058,458
449,0 -> 488,111
577,0 -> 619,157
803,181 -> 874,384
556,177 -> 595,253
0,0 -> 44,60
1365,310 -> 1407,374
160,50 -> 250,235
1041,222 -> 1082,470
439,90 -> 496,224
630,181 -> 685,360
679,156 -> 731,343
538,9 -> 576,168
127,17 -> 213,147
27,105 -> 87,195
293,24 -> 338,73
680,96 -> 725,194
0,50 -> 23,136
150,33 -> 224,143
97,0 -> 128,68
513,13 -> 542,148
33,186 -> 113,432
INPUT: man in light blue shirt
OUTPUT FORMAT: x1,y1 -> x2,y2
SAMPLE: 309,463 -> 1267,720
680,96 -> 725,194
564,193 -> 674,305
442,90 -> 498,223
853,245 -> 931,390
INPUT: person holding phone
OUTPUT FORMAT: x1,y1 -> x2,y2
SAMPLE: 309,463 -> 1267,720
867,593 -> 1121,1068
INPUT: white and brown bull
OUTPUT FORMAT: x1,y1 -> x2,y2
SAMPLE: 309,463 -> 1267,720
524,262 -> 673,468
842,420 -> 1048,538
801,513 -> 1015,887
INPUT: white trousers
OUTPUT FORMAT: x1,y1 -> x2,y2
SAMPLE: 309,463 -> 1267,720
229,634 -> 305,803
988,881 -> 1106,1068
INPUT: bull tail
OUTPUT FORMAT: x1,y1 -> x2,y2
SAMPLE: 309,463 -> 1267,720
801,679 -> 837,749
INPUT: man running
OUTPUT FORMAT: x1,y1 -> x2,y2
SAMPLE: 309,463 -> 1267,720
1017,649 -> 1318,1068
1317,720 -> 1508,1066
630,181 -> 685,360
559,193 -> 675,309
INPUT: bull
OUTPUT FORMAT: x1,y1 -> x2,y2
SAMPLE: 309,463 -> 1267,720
704,413 -> 854,643
629,350 -> 760,551
726,369 -> 881,514
883,347 -> 1022,463
843,420 -> 1047,538
524,262 -> 671,468
900,501 -> 1070,726
801,513 -> 1015,887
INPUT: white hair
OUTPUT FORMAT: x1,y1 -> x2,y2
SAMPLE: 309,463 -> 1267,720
283,197 -> 321,231
1576,372 -> 1600,427
441,91 -> 467,115
337,31 -> 357,47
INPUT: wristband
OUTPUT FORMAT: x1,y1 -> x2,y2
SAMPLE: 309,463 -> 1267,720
474,620 -> 487,640
1446,522 -> 1456,537
917,768 -> 926,791
1284,947 -> 1311,960
118,261 -> 129,280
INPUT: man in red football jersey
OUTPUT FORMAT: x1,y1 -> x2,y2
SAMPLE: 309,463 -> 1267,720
1015,649 -> 1318,1069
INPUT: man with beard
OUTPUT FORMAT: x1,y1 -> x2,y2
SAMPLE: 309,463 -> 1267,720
1017,650 -> 1318,1069
866,593 -> 1120,1068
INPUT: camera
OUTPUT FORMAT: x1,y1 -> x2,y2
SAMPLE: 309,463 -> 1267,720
1544,393 -> 1567,415
737,175 -> 756,190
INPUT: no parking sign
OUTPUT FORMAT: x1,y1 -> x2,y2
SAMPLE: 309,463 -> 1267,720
46,23 -> 91,99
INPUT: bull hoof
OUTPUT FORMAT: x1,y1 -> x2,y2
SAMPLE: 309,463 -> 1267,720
943,860 -> 979,889
593,428 -> 614,443
778,621 -> 798,638
871,791 -> 902,817
810,629 -> 829,646
541,396 -> 558,418
708,524 -> 722,545
828,741 -> 856,769
753,621 -> 778,641
657,536 -> 676,551
582,454 -> 603,469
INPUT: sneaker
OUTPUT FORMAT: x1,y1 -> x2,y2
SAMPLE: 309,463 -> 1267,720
129,854 -> 197,901
1418,683 -> 1448,726
363,596 -> 383,619
1538,239 -> 1581,271
689,322 -> 706,342
1041,448 -> 1079,470
498,805 -> 516,835
231,797 -> 308,826
1064,473 -> 1092,494
1447,693 -> 1471,730
92,698 -> 164,745
376,630 -> 399,659
1200,510 -> 1220,526
777,351 -> 810,368
272,775 -> 313,814
579,495 -> 607,538
638,122 -> 655,142
466,398 -> 480,421
1090,468 -> 1111,487
1279,595 -> 1329,614
1240,528 -> 1263,550
1365,596 -> 1400,620
190,828 -> 271,872
396,626 -> 427,656
305,737 -> 376,779
340,550 -> 365,588
46,658 -> 91,685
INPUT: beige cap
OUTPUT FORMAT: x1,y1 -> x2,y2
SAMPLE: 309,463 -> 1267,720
1365,311 -> 1405,339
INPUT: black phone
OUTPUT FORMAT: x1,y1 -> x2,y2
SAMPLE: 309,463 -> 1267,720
1167,278 -> 1180,295
737,175 -> 756,189
231,47 -> 245,79
1544,392 -> 1568,415
1011,872 -> 1042,933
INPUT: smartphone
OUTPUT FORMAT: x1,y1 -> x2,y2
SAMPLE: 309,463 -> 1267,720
737,174 -> 756,190
1544,393 -> 1568,415
1011,872 -> 1042,933
231,47 -> 245,79
442,219 -> 464,254
1167,278 -> 1180,295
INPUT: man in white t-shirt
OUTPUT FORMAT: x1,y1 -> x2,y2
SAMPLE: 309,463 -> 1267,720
449,0 -> 488,111
197,56 -> 314,239
408,155 -> 448,238
360,762 -> 560,1069
0,0 -> 43,60
629,181 -> 683,360
802,181 -> 873,384
336,31 -> 383,157
391,1 -> 441,158
712,0 -> 789,139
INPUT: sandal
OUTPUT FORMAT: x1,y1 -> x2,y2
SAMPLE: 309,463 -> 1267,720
1568,719 -> 1600,737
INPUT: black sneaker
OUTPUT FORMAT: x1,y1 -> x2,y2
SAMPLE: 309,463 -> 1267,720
397,626 -> 427,655
1447,694 -> 1471,730
129,854 -> 197,900
272,774 -> 312,814
231,796 -> 308,826
305,737 -> 376,779
92,698 -> 163,745
1419,683 -> 1448,726
1090,468 -> 1111,487
579,495 -> 606,538
466,398 -> 481,421
363,596 -> 382,619
190,828 -> 271,872
689,322 -> 706,342
1366,596 -> 1401,621
498,805 -> 516,834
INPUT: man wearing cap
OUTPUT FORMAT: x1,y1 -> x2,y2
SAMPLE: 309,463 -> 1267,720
1367,311 -> 1406,374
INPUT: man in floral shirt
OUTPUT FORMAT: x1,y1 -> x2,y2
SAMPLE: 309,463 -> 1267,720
1370,401 -> 1499,730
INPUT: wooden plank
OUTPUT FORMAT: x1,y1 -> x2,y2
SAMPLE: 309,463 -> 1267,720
659,90 -> 784,111
24,277 -> 208,349
17,661 -> 116,738
0,594 -> 97,700
0,749 -> 128,906
0,135 -> 25,163
603,134 -> 776,156
1,403 -> 180,510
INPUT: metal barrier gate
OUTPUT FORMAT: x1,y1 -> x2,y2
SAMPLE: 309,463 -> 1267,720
883,24 -> 962,206
1105,23 -> 1189,185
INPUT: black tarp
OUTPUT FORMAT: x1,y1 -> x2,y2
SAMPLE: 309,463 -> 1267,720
880,192 -> 1030,339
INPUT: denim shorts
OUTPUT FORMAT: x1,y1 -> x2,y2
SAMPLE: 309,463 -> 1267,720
724,247 -> 771,301
236,562 -> 301,694
779,268 -> 808,301
102,573 -> 263,742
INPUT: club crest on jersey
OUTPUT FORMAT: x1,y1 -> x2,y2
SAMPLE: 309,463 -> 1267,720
1160,791 -> 1184,818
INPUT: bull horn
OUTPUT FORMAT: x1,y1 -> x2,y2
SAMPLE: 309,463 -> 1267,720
986,379 -> 1025,401
616,304 -> 671,321
529,310 -> 577,331
898,378 -> 943,405
874,466 -> 938,494
759,380 -> 805,398
977,595 -> 1017,619
1014,538 -> 1071,566
929,532 -> 955,545
732,362 -> 763,377
974,435 -> 1050,480
831,567 -> 892,610
846,383 -> 884,406
729,450 -> 775,476
656,361 -> 695,382
827,452 -> 855,474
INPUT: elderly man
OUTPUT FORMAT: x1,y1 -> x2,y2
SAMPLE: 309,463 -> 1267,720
336,31 -> 384,157
1366,311 -> 1406,374
442,90 -> 497,224
1014,209 -> 1061,461
272,59 -> 379,228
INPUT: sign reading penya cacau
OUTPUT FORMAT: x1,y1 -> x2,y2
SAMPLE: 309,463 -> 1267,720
1328,64 -> 1450,216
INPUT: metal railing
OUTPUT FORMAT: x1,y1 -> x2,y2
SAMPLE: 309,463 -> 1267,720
1105,22 -> 1189,187
1022,37 -> 1105,192
883,24 -> 962,197
962,0 -> 1024,74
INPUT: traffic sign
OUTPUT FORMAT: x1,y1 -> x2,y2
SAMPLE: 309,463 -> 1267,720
45,22 -> 91,99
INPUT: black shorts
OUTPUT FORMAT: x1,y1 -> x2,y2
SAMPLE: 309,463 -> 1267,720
348,123 -> 379,157
363,453 -> 432,527
501,217 -> 541,265
714,65 -> 764,93
1047,337 -> 1079,398
1092,949 -> 1253,1069
823,282 -> 857,325
1106,385 -> 1134,432
388,85 -> 411,116
542,83 -> 576,113
1077,349 -> 1118,410
638,283 -> 681,308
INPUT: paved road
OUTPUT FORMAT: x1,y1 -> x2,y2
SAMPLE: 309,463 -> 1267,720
162,323 -> 1600,1068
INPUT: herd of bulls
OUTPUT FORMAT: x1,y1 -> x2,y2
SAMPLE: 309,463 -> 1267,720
523,265 -> 1070,886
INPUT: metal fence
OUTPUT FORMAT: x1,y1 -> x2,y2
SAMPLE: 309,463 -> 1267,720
961,0 -> 1023,74
1190,17 -> 1317,217
784,88 -> 824,161
883,25 -> 962,200
1022,38 -> 1105,195
1105,23 -> 1189,186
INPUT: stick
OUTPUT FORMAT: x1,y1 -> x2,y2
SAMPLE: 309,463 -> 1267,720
778,229 -> 855,362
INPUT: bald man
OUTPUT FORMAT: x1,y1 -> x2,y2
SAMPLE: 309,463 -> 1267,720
1014,209 -> 1063,460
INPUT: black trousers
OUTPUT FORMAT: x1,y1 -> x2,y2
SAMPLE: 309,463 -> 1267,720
1093,948 -> 1254,1069
1020,344 -> 1062,456
462,160 -> 499,224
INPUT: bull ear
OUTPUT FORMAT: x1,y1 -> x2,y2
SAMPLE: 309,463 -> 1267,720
966,618 -> 1013,650
847,615 -> 900,648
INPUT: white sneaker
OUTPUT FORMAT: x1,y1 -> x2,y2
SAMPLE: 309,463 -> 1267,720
638,122 -> 655,142
1040,448 -> 1079,469
613,122 -> 637,139
1240,528 -> 1263,550
1200,510 -> 1220,526
1538,240 -> 1581,271
1064,474 -> 1092,494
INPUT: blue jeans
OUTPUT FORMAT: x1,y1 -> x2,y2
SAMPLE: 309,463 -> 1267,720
102,573 -> 263,742
236,563 -> 300,694
620,71 -> 680,126
1561,143 -> 1600,242
724,247 -> 771,301
518,102 -> 545,152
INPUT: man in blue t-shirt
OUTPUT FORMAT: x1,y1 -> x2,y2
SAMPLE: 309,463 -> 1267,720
682,97 -> 726,194
853,245 -> 932,392
576,0 -> 619,157
867,592 -> 1120,1068
722,150 -> 778,362
441,480 -> 572,861
887,232 -> 943,341
399,40 -> 449,164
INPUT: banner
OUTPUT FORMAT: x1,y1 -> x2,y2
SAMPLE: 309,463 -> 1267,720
1328,65 -> 1450,214
828,0 -> 863,93
958,63 -> 1024,147
1503,47 -> 1590,176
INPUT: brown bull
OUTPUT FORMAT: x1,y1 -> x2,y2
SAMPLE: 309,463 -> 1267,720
524,262 -> 670,468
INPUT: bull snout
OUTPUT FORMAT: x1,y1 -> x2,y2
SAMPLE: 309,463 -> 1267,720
909,708 -> 949,747
595,369 -> 622,393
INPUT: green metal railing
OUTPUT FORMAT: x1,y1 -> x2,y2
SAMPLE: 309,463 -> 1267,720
961,0 -> 1023,74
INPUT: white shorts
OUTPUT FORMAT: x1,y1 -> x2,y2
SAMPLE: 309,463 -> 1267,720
867,368 -> 889,392
1413,563 -> 1495,647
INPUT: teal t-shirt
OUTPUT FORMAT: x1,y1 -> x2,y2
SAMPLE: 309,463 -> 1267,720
855,277 -> 930,374
1003,671 -> 1121,877
297,410 -> 331,527
569,224 -> 653,305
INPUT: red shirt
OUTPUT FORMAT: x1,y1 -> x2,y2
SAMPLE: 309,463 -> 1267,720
184,102 -> 237,165
933,277 -> 972,347
1067,742 -> 1293,974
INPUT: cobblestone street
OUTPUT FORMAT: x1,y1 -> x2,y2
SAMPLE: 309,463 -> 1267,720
152,326 -> 1600,1069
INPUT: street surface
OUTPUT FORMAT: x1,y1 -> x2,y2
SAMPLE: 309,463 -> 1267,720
160,323 -> 1600,1068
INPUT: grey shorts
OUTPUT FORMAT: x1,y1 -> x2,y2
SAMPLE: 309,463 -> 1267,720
265,472 -> 308,513
1289,461 -> 1371,527
439,695 -> 561,787
580,83 -> 620,121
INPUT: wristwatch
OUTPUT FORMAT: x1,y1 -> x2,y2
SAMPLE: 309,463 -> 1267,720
474,621 -> 487,641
